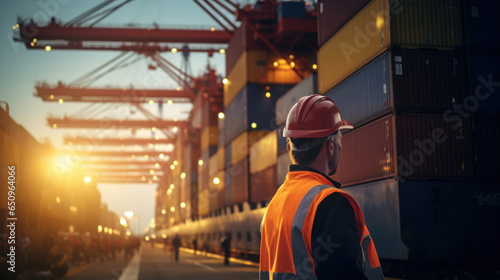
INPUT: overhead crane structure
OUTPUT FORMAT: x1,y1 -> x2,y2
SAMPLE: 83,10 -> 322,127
47,117 -> 184,130
68,150 -> 170,158
18,0 -> 317,187
35,83 -> 194,103
64,136 -> 174,146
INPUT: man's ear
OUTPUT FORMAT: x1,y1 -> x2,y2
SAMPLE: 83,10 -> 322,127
327,138 -> 334,157
286,138 -> 291,153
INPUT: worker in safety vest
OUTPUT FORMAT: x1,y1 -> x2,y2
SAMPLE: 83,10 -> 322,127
260,95 -> 384,280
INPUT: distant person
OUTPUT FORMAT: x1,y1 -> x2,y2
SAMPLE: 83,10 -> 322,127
172,234 -> 181,262
192,238 -> 198,255
221,234 -> 231,266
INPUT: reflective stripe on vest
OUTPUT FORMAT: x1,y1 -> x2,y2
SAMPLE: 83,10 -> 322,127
260,184 -> 384,280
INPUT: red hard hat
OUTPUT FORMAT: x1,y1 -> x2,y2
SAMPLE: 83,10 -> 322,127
283,95 -> 353,138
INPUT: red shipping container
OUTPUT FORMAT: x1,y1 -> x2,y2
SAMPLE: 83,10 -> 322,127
250,165 -> 278,203
333,113 -> 472,186
333,114 -> 396,186
396,114 -> 472,180
317,0 -> 370,47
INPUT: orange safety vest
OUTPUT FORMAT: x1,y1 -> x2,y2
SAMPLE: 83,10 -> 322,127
260,170 -> 384,280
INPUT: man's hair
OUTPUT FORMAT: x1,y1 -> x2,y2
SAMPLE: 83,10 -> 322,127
287,132 -> 337,165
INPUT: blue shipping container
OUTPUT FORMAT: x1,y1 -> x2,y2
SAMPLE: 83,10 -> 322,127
224,83 -> 294,145
325,52 -> 391,127
467,52 -> 500,113
275,73 -> 317,126
344,179 -> 408,260
463,0 -> 500,50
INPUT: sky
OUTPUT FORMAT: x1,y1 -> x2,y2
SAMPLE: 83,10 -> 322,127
0,0 -> 234,234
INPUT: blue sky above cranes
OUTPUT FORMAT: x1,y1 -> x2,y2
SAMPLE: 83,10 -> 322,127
0,0 -> 235,234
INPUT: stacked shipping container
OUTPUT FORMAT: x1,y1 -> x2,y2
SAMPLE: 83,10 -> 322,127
317,0 -> 499,263
220,3 -> 315,209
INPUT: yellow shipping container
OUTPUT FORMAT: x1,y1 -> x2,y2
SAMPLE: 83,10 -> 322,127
208,153 -> 218,178
318,0 -> 390,94
198,189 -> 210,216
318,0 -> 462,94
231,130 -> 270,164
217,147 -> 225,172
224,50 -> 305,107
250,131 -> 278,174
201,125 -> 218,151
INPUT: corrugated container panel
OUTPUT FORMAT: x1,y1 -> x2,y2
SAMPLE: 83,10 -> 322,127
277,152 -> 292,187
208,153 -> 218,178
246,83 -> 295,131
318,0 -> 463,94
231,131 -> 249,165
391,0 -> 463,49
396,114 -> 472,180
276,123 -> 287,154
224,144 -> 232,169
462,0 -> 500,50
324,52 -> 391,127
250,131 -> 278,174
225,51 -> 252,107
225,83 -> 294,145
231,130 -> 269,165
217,147 -> 225,172
392,50 -> 466,112
343,179 -> 408,260
201,101 -> 219,129
467,52 -> 500,113
333,115 -> 396,186
317,0 -> 371,47
224,167 -> 232,206
472,116 -> 500,182
198,161 -> 209,191
218,189 -> 225,211
224,51 -> 305,107
226,22 -> 264,74
201,126 -> 218,151
200,145 -> 218,162
229,158 -> 249,204
218,129 -> 225,148
224,86 -> 247,143
250,165 -> 277,203
198,189 -> 209,216
215,170 -> 225,210
275,73 -> 317,126
278,1 -> 305,19
317,0 -> 391,94
467,182 -> 500,263
398,180 -> 468,261
209,185 -> 218,213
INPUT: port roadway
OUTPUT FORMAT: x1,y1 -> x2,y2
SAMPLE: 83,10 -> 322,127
62,243 -> 258,280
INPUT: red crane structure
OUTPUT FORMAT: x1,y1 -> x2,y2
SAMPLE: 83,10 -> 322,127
16,0 -> 316,186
